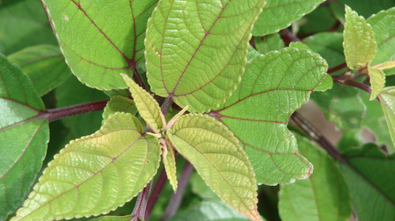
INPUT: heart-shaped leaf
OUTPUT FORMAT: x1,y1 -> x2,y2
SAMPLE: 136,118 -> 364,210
12,113 -> 161,221
209,48 -> 327,185
146,0 -> 266,112
41,0 -> 158,90
343,5 -> 377,70
279,134 -> 352,221
102,96 -> 137,122
252,0 -> 325,36
168,114 -> 261,221
8,45 -> 71,96
0,54 -> 49,220
122,74 -> 164,132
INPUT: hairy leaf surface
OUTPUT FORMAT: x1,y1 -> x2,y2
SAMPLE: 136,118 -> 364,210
168,114 -> 261,221
162,142 -> 178,191
340,144 -> 395,221
0,54 -> 49,221
146,0 -> 266,112
8,45 -> 71,96
379,87 -> 395,150
12,113 -> 161,220
41,0 -> 158,90
343,5 -> 377,70
369,67 -> 386,100
122,75 -> 164,132
279,135 -> 352,221
102,96 -> 137,122
210,48 -> 327,185
252,0 -> 325,36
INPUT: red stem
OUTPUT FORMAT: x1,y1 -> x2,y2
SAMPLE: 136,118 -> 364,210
328,62 -> 348,74
46,100 -> 109,122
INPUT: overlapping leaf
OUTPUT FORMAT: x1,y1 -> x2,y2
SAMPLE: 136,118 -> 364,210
252,0 -> 325,36
254,34 -> 285,54
168,114 -> 261,221
122,74 -> 164,132
378,87 -> 395,150
368,7 -> 395,75
0,54 -> 49,220
41,0 -> 158,90
162,142 -> 178,191
8,45 -> 71,96
102,96 -> 137,122
369,67 -> 386,100
146,0 -> 266,113
209,48 -> 327,185
339,144 -> 395,221
12,113 -> 161,220
343,5 -> 377,70
279,135 -> 352,221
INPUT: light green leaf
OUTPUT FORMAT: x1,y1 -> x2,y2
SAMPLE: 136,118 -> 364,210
122,74 -> 164,133
12,113 -> 161,221
190,172 -> 219,201
289,42 -> 311,51
0,54 -> 49,221
315,74 -> 333,92
379,87 -> 395,151
146,0 -> 266,113
368,7 -> 395,76
7,45 -> 71,96
339,144 -> 395,221
209,48 -> 327,185
89,215 -> 134,221
41,0 -> 158,90
56,75 -> 108,138
343,5 -> 377,70
168,114 -> 261,221
0,0 -> 57,55
369,67 -> 386,100
279,134 -> 352,221
254,34 -> 285,54
162,141 -> 178,191
169,200 -> 254,221
102,96 -> 137,122
375,61 -> 395,71
252,0 -> 325,36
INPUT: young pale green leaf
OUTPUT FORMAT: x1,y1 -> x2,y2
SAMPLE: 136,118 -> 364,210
0,0 -> 57,55
161,140 -> 178,191
169,200 -> 255,221
379,87 -> 395,150
279,134 -> 352,221
102,96 -> 137,122
122,74 -> 164,132
368,7 -> 395,76
375,61 -> 395,71
7,45 -> 71,96
168,114 -> 261,221
252,0 -> 325,36
209,48 -> 327,185
12,113 -> 161,221
343,5 -> 377,70
146,0 -> 266,113
0,54 -> 49,221
41,0 -> 158,90
89,215 -> 134,221
339,144 -> 395,221
369,67 -> 386,100
56,75 -> 108,138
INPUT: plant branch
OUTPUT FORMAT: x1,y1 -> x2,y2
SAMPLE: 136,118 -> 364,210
332,76 -> 372,94
328,62 -> 348,74
144,168 -> 168,220
46,100 -> 109,122
280,29 -> 300,46
131,63 -> 147,91
161,161 -> 194,221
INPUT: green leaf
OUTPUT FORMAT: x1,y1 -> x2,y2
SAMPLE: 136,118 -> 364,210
89,215 -> 134,221
379,87 -> 395,151
368,7 -> 395,76
254,34 -> 285,54
169,200 -> 254,221
315,75 -> 333,92
122,74 -> 164,132
0,54 -> 49,220
311,83 -> 366,130
190,172 -> 219,201
339,144 -> 395,221
252,0 -> 325,36
298,6 -> 338,35
41,0 -> 158,90
0,0 -> 57,55
162,141 -> 178,191
12,113 -> 161,220
369,67 -> 386,100
279,134 -> 352,221
332,0 -> 395,21
168,114 -> 261,221
210,48 -> 328,185
56,75 -> 108,138
343,5 -> 377,70
146,0 -> 266,113
102,96 -> 137,122
7,45 -> 71,96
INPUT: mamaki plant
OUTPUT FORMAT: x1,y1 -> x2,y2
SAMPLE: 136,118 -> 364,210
1,0 -> 395,220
